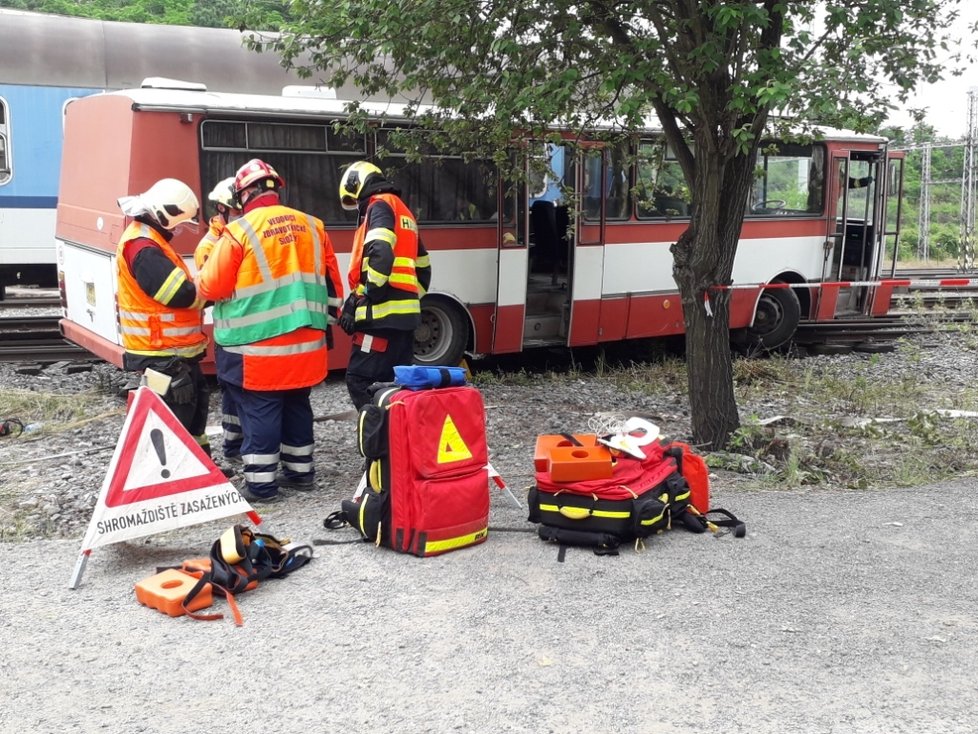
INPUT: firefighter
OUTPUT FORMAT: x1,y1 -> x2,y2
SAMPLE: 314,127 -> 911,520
194,177 -> 243,465
196,159 -> 344,504
115,178 -> 211,454
337,161 -> 432,409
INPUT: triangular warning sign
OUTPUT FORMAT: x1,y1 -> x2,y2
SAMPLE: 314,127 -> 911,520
70,387 -> 259,589
104,387 -> 227,507
437,414 -> 473,464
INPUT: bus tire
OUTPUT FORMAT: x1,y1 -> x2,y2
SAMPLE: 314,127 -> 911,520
744,282 -> 801,350
414,296 -> 469,367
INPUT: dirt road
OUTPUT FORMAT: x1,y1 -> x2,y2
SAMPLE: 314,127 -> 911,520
1,479 -> 976,733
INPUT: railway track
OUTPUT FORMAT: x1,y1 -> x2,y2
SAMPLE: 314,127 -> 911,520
0,314 -> 89,362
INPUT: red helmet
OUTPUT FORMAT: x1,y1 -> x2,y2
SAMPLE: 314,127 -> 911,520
233,158 -> 285,202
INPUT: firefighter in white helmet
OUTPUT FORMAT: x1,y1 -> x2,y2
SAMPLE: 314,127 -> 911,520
116,178 -> 211,454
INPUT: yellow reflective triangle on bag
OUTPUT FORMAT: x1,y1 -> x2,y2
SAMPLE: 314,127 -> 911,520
437,414 -> 473,464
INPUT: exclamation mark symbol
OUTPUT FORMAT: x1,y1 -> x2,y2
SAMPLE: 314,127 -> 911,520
150,428 -> 170,479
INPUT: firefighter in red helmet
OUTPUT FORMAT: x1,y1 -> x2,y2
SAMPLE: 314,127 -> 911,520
196,158 -> 345,503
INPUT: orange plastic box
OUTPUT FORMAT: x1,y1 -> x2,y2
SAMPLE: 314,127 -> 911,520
134,568 -> 212,617
547,445 -> 614,482
533,434 -> 599,473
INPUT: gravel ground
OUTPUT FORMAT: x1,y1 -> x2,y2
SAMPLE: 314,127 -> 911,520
2,328 -> 978,732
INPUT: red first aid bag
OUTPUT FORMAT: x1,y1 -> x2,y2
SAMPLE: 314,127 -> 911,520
343,384 -> 490,556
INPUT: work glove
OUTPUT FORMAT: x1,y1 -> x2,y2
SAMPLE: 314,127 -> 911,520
167,371 -> 195,405
339,294 -> 358,336
158,359 -> 194,405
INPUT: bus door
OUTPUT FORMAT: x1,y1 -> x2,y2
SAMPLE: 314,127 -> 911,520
520,143 -> 572,349
819,151 -> 886,317
565,144 -> 609,346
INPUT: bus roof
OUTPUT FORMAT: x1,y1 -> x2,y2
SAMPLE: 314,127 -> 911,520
87,86 -> 888,145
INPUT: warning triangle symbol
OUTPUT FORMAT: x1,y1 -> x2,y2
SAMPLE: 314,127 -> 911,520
103,387 -> 228,508
437,414 -> 473,464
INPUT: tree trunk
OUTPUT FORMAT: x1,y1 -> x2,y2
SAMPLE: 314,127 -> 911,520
675,226 -> 739,450
673,149 -> 757,450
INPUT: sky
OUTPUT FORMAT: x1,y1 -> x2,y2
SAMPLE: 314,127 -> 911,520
882,5 -> 978,139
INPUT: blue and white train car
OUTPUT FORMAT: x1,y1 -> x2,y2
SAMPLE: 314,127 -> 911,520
0,9 -> 328,295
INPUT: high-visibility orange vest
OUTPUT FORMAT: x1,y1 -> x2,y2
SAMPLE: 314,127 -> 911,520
115,222 -> 206,359
194,215 -> 224,271
211,204 -> 343,390
348,193 -> 422,330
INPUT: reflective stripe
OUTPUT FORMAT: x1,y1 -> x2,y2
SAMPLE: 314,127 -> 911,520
281,460 -> 312,472
237,217 -> 274,285
214,298 -> 328,331
231,271 -> 327,301
119,310 -> 176,322
244,470 -> 277,483
221,336 -> 326,357
280,442 -> 314,456
356,298 -> 421,321
124,343 -> 206,358
539,503 -> 631,520
153,267 -> 188,305
365,262 -> 388,288
365,227 -> 396,246
222,414 -> 241,427
424,528 -> 488,554
305,213 -> 323,284
223,428 -> 243,440
244,452 -> 279,464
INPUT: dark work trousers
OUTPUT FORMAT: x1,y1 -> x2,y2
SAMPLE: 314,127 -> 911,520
345,328 -> 415,410
219,379 -> 242,459
131,356 -> 210,455
224,383 -> 315,499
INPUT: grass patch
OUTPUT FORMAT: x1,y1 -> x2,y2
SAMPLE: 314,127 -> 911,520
0,388 -> 119,436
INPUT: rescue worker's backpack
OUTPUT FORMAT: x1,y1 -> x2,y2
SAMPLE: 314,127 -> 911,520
528,439 -> 744,554
334,378 -> 490,557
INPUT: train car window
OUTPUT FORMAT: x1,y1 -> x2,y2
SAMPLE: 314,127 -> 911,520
747,143 -> 825,216
377,127 -> 501,224
0,97 -> 9,184
635,140 -> 691,219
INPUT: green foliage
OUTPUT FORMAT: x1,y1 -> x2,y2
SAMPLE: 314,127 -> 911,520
0,0 -> 253,27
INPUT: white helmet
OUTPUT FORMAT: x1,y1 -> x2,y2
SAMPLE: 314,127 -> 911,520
207,177 -> 237,209
140,178 -> 199,230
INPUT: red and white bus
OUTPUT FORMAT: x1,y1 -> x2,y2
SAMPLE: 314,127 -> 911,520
55,83 -> 904,370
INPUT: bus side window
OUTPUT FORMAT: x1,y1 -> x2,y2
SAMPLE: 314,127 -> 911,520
748,143 -> 825,216
0,97 -> 10,184
635,140 -> 690,219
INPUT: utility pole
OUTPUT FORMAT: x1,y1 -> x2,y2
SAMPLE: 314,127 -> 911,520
918,144 -> 932,260
960,88 -> 978,270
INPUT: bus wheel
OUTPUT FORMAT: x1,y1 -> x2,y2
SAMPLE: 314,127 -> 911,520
744,282 -> 800,350
414,297 -> 469,366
